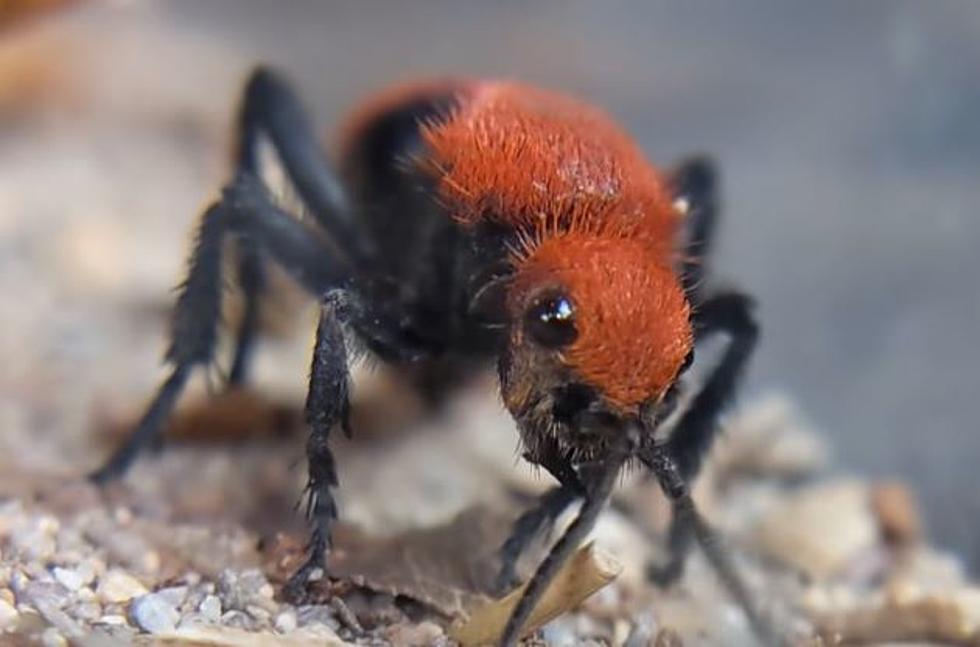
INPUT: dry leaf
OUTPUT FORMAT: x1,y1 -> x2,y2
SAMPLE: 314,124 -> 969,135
450,542 -> 622,646
263,507 -> 511,618
97,389 -> 303,445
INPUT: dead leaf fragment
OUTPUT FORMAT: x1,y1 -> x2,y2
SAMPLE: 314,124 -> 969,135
450,542 -> 622,646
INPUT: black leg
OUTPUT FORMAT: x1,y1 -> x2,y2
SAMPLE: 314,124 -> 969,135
499,432 -> 637,647
645,291 -> 758,586
238,68 -> 371,263
283,295 -> 352,601
671,156 -> 719,299
228,67 -> 373,387
494,485 -> 580,595
494,442 -> 586,595
90,176 -> 350,483
670,292 -> 759,482
641,443 -> 774,645
227,243 -> 265,386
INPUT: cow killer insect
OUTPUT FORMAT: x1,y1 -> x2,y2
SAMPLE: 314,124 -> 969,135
91,68 -> 764,645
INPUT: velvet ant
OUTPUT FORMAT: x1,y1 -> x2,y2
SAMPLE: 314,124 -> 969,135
92,69 -> 764,645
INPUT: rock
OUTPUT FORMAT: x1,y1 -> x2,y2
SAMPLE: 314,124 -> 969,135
9,515 -> 58,561
274,609 -> 297,633
654,627 -> 684,647
296,604 -> 339,631
384,620 -> 444,646
154,585 -> 188,608
0,597 -> 18,629
199,594 -> 222,622
217,569 -> 275,612
41,627 -> 67,647
18,580 -> 85,639
220,609 -> 255,630
52,566 -> 84,591
246,603 -> 271,625
69,600 -> 102,623
753,480 -> 878,580
130,591 -> 180,633
97,569 -> 148,603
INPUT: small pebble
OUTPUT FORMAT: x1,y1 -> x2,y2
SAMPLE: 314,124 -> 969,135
130,592 -> 179,634
274,609 -> 297,633
52,567 -> 84,592
296,604 -> 339,630
97,570 -> 147,603
385,620 -> 444,646
199,594 -> 222,622
41,627 -> 67,647
113,507 -> 133,525
221,609 -> 254,630
655,627 -> 684,647
73,559 -> 103,588
154,585 -> 188,607
96,614 -> 129,626
0,598 -> 18,630
217,569 -> 276,612
177,612 -> 207,628
70,600 -> 102,623
246,603 -> 271,624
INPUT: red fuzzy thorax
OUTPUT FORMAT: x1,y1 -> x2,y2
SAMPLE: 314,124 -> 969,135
420,81 -> 681,254
418,81 -> 693,409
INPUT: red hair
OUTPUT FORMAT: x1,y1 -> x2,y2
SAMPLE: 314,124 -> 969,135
355,79 -> 694,408
510,234 -> 692,409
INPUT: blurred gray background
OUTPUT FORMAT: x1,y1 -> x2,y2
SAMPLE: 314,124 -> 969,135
4,2 -> 979,569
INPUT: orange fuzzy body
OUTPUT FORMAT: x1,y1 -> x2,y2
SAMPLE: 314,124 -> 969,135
344,79 -> 693,409
420,81 -> 680,253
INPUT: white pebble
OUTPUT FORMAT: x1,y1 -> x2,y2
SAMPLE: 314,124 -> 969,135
154,586 -> 188,608
113,507 -> 133,525
198,594 -> 222,622
97,570 -> 147,603
0,598 -> 18,630
274,610 -> 297,633
52,567 -> 84,592
131,593 -> 179,634
41,628 -> 67,647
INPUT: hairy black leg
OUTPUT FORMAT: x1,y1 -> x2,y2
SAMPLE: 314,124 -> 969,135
239,68 -> 370,262
227,244 -> 265,386
642,443 -> 774,645
499,432 -> 637,647
90,176 -> 350,482
670,292 -> 758,482
646,291 -> 758,587
671,156 -> 718,298
283,295 -> 351,602
494,441 -> 587,595
228,66 -> 376,386
494,485 -> 580,595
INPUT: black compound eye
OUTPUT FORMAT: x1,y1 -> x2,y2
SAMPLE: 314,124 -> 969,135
524,292 -> 577,348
